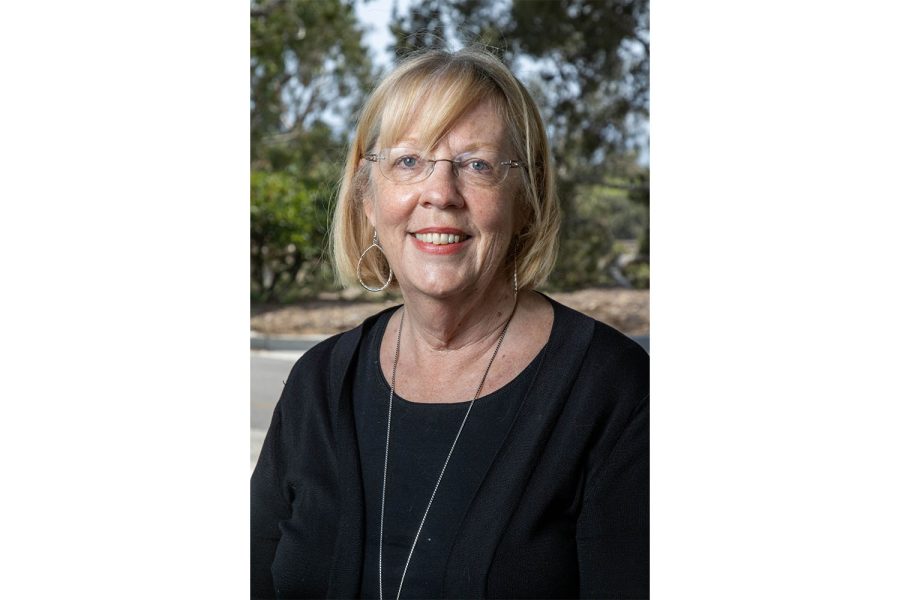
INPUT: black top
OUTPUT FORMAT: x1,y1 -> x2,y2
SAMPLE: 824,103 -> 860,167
354,310 -> 544,598
251,297 -> 649,598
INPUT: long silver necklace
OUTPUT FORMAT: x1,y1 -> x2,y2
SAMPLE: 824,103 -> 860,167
379,304 -> 516,600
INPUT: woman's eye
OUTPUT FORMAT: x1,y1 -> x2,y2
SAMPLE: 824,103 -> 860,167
397,155 -> 418,168
468,159 -> 492,172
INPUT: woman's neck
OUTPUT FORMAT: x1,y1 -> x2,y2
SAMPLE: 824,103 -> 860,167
381,287 -> 553,404
398,278 -> 518,355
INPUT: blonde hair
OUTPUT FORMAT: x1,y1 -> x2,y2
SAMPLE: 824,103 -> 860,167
331,46 -> 559,291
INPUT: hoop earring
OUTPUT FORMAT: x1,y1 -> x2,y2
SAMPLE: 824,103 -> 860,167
357,231 -> 393,292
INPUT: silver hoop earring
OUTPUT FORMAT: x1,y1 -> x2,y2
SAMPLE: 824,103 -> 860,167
357,231 -> 393,292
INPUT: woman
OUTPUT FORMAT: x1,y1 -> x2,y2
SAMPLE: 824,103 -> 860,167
251,47 -> 649,599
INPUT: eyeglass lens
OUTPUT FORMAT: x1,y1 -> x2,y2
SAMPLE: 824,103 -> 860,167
377,147 -> 512,187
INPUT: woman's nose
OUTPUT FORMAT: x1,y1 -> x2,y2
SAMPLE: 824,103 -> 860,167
419,160 -> 463,208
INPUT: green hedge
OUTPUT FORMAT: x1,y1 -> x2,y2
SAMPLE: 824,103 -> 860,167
250,170 -> 335,302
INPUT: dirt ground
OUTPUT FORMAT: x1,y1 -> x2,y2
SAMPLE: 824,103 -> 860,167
251,288 -> 648,336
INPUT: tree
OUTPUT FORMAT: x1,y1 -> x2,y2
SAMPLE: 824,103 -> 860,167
250,0 -> 375,300
251,0 -> 373,171
389,0 -> 448,56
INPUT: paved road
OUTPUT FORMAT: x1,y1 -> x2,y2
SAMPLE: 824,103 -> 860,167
251,351 -> 304,429
251,350 -> 304,470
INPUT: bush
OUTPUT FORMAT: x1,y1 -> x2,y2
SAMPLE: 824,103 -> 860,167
250,170 -> 335,302
544,169 -> 649,290
547,213 -> 617,290
622,260 -> 650,289
577,180 -> 648,240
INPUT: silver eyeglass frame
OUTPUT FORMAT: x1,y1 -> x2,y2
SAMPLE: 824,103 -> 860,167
363,149 -> 524,186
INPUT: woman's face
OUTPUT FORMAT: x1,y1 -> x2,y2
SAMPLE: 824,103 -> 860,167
363,99 -> 521,301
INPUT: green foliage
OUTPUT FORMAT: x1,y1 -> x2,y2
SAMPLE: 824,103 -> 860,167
250,171 -> 333,302
251,0 -> 373,170
250,0 -> 374,301
577,177 -> 648,240
547,210 -> 617,289
623,260 -> 649,289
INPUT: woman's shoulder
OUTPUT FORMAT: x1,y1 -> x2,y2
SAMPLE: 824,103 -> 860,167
285,306 -> 399,394
543,294 -> 648,400
530,297 -> 648,469
544,294 -> 647,358
278,304 -> 402,407
294,304 -> 401,364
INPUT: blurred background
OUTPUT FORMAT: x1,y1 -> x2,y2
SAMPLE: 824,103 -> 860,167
250,0 -> 650,466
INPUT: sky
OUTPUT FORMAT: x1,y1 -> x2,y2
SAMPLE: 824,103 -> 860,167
355,0 -> 411,67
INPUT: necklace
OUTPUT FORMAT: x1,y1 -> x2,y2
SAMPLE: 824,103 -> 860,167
379,304 -> 516,600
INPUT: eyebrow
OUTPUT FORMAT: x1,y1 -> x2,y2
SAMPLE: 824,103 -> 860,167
392,140 -> 504,153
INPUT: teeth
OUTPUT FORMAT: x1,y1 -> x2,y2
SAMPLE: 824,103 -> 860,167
415,233 -> 463,245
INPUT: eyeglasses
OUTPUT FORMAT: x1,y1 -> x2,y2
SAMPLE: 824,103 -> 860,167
364,147 -> 524,187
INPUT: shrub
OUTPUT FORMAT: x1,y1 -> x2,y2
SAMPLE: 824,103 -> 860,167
250,170 -> 334,302
622,260 -> 650,289
547,213 -> 617,290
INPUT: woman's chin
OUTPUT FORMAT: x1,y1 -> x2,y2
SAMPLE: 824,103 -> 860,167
399,272 -> 506,304
400,275 -> 473,301
412,283 -> 465,300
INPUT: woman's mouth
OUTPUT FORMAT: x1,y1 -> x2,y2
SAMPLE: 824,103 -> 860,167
413,232 -> 468,245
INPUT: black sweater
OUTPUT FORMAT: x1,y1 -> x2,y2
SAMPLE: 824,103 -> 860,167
251,298 -> 649,598
354,308 -> 537,598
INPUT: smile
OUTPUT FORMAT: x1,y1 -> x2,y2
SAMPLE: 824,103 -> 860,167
413,232 -> 468,245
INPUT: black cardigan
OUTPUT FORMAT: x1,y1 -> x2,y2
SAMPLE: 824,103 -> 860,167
251,298 -> 649,598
